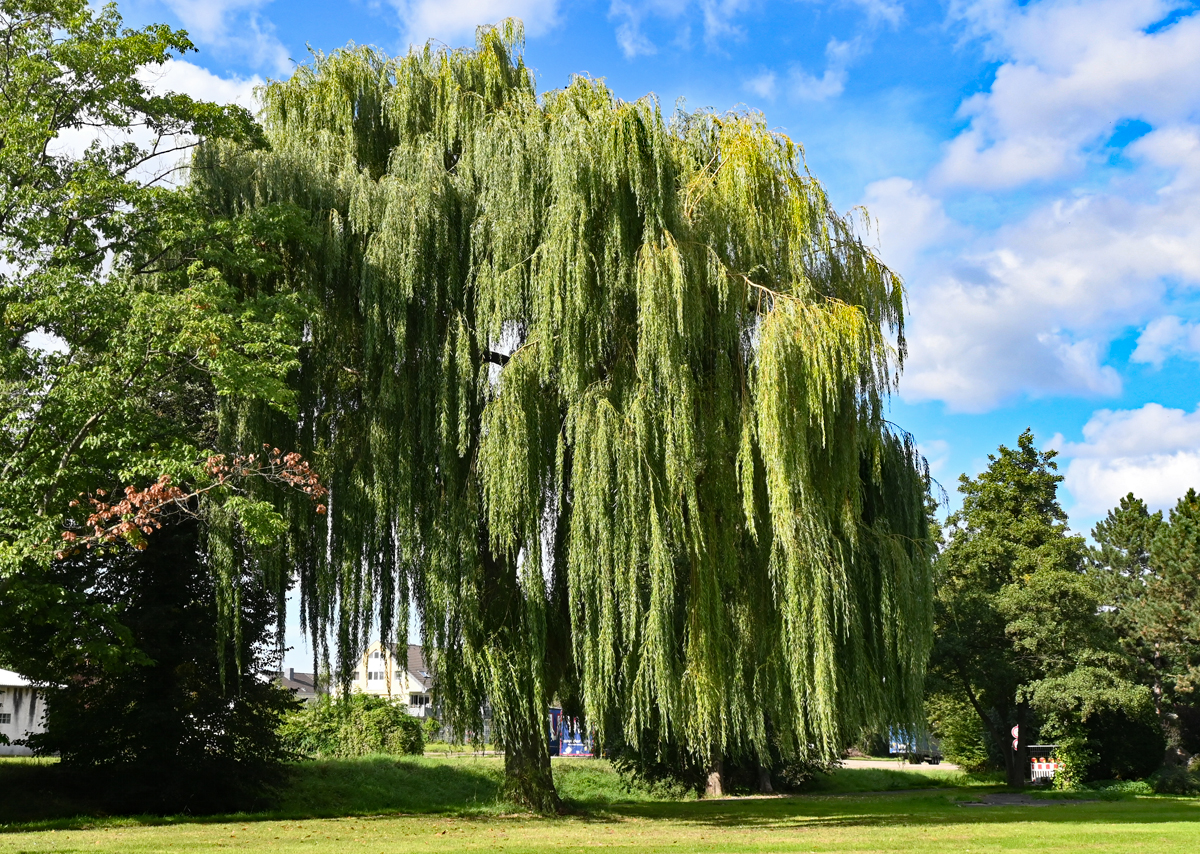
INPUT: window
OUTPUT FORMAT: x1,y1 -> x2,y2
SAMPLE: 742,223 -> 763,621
409,694 -> 427,707
368,671 -> 385,681
0,713 -> 10,724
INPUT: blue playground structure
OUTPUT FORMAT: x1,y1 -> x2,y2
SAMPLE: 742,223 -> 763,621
548,707 -> 593,757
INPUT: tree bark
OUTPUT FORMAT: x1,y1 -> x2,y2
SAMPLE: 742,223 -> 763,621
957,667 -> 1025,788
479,535 -> 563,815
500,709 -> 562,814
705,751 -> 725,797
1002,703 -> 1028,788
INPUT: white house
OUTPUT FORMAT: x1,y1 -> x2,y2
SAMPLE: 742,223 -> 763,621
0,669 -> 45,756
349,643 -> 434,717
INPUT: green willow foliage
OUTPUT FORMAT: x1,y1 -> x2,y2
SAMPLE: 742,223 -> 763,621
196,22 -> 934,803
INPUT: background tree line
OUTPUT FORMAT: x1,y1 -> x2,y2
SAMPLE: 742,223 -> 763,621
927,430 -> 1200,792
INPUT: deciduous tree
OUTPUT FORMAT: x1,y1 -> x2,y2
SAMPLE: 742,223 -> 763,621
202,25 -> 935,811
0,0 -> 317,684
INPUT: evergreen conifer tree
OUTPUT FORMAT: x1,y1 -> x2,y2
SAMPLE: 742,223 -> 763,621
932,431 -> 1151,787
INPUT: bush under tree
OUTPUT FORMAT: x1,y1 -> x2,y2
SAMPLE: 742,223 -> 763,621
280,694 -> 424,758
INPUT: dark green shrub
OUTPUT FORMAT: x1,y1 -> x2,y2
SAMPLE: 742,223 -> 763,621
606,711 -> 834,795
281,693 -> 424,757
1149,764 -> 1199,794
423,716 -> 442,743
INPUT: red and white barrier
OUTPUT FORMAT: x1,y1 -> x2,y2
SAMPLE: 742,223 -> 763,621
1031,759 -> 1059,781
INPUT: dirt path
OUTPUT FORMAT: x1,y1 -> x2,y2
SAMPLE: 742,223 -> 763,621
839,758 -> 961,771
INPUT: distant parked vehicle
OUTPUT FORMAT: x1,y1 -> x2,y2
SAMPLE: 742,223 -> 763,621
888,727 -> 943,764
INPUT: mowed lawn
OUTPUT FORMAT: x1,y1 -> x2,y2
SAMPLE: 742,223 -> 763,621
2,757 -> 1198,853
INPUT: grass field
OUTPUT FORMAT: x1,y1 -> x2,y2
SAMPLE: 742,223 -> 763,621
2,756 -> 1197,852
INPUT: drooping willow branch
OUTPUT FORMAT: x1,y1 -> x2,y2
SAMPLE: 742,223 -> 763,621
193,20 -> 935,799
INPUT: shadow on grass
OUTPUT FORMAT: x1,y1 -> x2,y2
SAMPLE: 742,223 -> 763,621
0,755 -> 505,831
3,756 -> 1198,835
799,766 -> 996,794
603,787 -> 1200,831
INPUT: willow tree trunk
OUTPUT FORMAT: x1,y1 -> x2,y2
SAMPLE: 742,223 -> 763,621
705,751 -> 725,797
480,538 -> 563,813
755,757 -> 774,794
499,703 -> 562,814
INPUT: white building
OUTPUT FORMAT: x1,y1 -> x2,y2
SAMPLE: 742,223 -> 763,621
0,669 -> 45,756
349,643 -> 434,717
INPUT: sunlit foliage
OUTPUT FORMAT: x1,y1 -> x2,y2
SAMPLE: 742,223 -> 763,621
199,22 -> 934,807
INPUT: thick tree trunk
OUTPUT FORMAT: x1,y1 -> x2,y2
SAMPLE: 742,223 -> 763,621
1151,646 -> 1186,767
705,751 -> 725,797
478,534 -> 563,814
958,670 -> 1025,788
501,716 -> 562,814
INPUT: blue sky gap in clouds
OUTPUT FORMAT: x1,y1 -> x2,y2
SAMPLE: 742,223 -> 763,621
112,0 -> 1200,662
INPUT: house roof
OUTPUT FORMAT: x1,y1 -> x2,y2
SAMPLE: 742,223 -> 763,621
384,643 -> 433,692
274,671 -> 319,695
0,669 -> 32,688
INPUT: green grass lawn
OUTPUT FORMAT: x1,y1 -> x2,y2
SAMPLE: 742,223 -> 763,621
2,756 -> 1197,852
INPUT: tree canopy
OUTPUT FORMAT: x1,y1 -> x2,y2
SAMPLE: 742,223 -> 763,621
202,23 -> 935,809
0,0 -> 315,681
1093,490 -> 1200,772
930,430 -> 1151,787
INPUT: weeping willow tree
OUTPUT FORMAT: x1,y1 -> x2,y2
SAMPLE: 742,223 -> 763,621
196,22 -> 934,811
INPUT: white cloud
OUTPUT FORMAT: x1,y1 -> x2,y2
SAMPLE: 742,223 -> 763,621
936,0 -> 1200,189
901,119 -> 1200,410
844,0 -> 904,25
47,60 -> 261,187
1132,316 -> 1200,367
390,0 -> 562,47
744,70 -> 777,100
1055,403 -> 1200,515
24,329 -> 69,355
607,0 -> 761,59
141,59 -> 262,109
861,177 -> 959,276
860,3 -> 1200,410
162,1 -> 291,74
788,37 -> 862,102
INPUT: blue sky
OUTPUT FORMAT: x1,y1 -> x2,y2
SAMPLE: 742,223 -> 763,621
113,1 -> 1200,662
